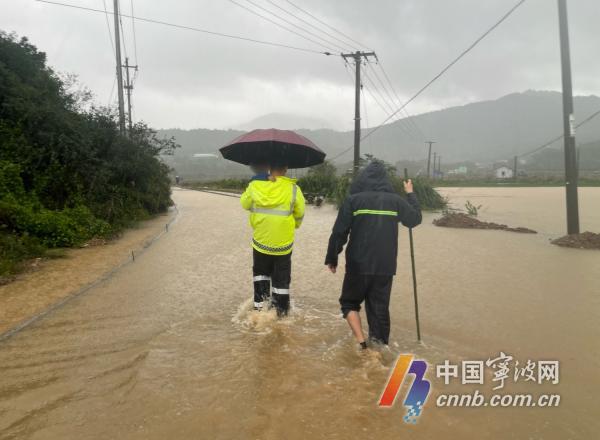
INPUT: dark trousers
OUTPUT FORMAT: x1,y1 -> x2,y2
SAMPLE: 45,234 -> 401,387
252,249 -> 292,316
339,273 -> 393,344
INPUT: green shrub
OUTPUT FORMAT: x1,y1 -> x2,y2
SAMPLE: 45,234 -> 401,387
0,231 -> 45,276
297,161 -> 338,197
0,198 -> 109,247
0,33 -> 178,275
332,158 -> 446,210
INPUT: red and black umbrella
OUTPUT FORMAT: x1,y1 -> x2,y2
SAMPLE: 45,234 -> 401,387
220,128 -> 326,169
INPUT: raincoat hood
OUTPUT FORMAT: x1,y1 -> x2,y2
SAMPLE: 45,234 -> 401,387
349,161 -> 395,194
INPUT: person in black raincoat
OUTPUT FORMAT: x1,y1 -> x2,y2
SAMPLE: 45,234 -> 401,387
325,161 -> 422,348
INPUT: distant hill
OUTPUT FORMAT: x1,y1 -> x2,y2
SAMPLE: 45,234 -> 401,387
374,90 -> 600,163
234,112 -> 334,131
525,140 -> 600,174
159,91 -> 600,178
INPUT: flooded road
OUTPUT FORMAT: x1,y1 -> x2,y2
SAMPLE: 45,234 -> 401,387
0,187 -> 598,439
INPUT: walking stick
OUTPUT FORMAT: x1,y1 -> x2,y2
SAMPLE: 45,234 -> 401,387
404,168 -> 422,341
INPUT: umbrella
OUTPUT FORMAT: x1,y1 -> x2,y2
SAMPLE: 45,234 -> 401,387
220,128 -> 326,169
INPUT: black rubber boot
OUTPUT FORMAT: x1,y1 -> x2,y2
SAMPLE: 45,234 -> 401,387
271,293 -> 290,317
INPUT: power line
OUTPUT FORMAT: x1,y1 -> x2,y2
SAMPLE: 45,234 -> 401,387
284,0 -> 370,50
130,0 -> 138,66
341,51 -> 377,174
265,0 -> 354,52
118,0 -> 128,60
364,62 -> 422,141
362,69 -> 419,141
226,0 -> 337,53
107,75 -> 117,107
330,61 -> 357,163
365,62 -> 397,113
100,0 -> 115,55
363,64 -> 422,141
360,80 -> 370,153
375,59 -> 427,140
362,69 -> 395,114
35,0 -> 332,55
341,58 -> 355,85
362,77 -> 393,117
362,0 -> 527,141
518,107 -> 600,158
241,0 -> 348,52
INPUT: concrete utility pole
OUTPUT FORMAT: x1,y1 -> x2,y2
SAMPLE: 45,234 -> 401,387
437,155 -> 442,177
113,0 -> 126,134
557,0 -> 579,235
433,152 -> 437,178
123,57 -> 138,134
342,51 -> 377,175
425,141 -> 435,178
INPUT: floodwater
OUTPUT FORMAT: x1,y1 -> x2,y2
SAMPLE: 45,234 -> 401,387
0,187 -> 599,439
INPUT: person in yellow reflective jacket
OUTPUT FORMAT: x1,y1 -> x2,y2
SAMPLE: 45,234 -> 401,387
241,162 -> 305,316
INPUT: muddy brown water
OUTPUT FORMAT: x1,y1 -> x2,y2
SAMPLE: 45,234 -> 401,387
0,187 -> 598,439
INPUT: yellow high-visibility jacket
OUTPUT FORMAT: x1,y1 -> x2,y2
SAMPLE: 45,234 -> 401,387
240,176 -> 305,255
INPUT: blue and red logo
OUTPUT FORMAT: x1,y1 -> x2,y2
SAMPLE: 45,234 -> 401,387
379,354 -> 431,423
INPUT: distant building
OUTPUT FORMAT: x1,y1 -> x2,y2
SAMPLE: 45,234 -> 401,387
447,166 -> 468,175
494,166 -> 514,179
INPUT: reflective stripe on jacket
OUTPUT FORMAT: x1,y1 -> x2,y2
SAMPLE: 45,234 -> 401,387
325,162 -> 422,275
241,176 -> 305,255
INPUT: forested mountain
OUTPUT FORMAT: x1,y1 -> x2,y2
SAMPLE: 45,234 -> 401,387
160,91 -> 600,179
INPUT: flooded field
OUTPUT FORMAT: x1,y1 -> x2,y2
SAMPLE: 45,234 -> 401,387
0,187 -> 598,439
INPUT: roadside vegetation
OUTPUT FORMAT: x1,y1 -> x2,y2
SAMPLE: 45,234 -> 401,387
0,33 -> 178,279
183,156 -> 447,210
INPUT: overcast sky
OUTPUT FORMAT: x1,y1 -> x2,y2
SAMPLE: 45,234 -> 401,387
3,0 -> 599,130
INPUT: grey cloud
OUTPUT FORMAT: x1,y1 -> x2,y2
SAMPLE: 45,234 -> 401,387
3,0 -> 598,130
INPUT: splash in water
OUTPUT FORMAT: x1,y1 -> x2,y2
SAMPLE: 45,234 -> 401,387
232,298 -> 284,333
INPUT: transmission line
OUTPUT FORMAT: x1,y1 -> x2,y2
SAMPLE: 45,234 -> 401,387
265,0 -> 353,52
518,107 -> 600,158
226,0 -> 337,53
35,0 -> 332,55
130,0 -> 138,66
374,59 -> 427,140
118,0 -> 128,60
241,0 -> 348,52
362,70 -> 417,141
364,62 -> 422,140
362,0 -> 527,141
284,0 -> 370,50
361,81 -> 371,153
100,0 -> 115,55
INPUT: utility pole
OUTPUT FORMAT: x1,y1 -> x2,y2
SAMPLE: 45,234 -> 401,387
437,155 -> 442,177
342,51 -> 377,175
513,155 -> 518,181
557,0 -> 579,235
433,152 -> 437,179
123,57 -> 138,134
113,0 -> 126,134
425,141 -> 435,178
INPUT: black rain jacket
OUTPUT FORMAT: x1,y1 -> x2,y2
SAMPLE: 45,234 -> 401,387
325,162 -> 422,276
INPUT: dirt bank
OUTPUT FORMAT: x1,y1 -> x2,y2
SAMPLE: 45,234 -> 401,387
551,231 -> 600,249
0,208 -> 176,337
433,212 -> 537,233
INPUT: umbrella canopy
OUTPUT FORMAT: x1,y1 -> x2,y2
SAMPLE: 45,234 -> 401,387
220,128 -> 326,169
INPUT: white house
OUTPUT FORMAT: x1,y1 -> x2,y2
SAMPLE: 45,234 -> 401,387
494,166 -> 514,179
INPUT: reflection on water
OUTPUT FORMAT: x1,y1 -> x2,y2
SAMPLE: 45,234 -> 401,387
0,188 -> 598,439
